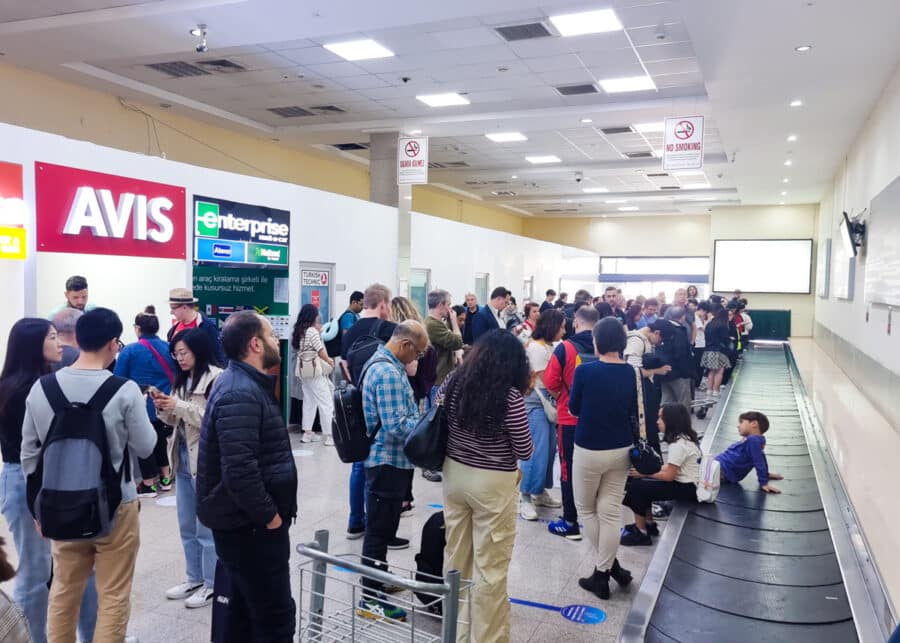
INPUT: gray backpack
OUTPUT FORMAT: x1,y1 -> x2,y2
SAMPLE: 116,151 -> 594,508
26,374 -> 130,540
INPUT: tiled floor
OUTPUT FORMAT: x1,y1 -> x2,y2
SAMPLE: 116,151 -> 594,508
1,414 -> 713,642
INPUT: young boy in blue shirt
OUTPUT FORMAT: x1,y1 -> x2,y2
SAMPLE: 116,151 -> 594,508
715,410 -> 784,493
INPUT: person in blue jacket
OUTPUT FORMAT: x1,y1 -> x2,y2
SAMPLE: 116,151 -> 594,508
115,306 -> 177,497
470,287 -> 510,342
715,410 -> 784,493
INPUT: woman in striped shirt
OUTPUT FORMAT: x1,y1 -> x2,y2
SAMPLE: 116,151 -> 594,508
442,329 -> 534,643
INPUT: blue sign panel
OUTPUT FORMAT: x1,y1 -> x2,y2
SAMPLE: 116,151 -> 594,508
560,605 -> 606,625
196,237 -> 246,263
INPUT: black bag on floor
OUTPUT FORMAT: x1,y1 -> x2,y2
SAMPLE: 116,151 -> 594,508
414,511 -> 446,614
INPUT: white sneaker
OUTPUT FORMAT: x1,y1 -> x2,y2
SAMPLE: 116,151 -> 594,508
310,433 -> 323,443
519,497 -> 538,521
185,585 -> 215,609
300,432 -> 311,443
324,435 -> 335,447
532,491 -> 562,508
165,581 -> 203,600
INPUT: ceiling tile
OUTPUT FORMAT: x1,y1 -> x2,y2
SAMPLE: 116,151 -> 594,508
627,22 -> 691,47
352,56 -> 427,75
276,46 -> 344,66
645,57 -> 701,76
617,3 -> 682,29
430,26 -> 503,49
506,37 -> 575,58
335,74 -> 392,90
536,69 -> 595,85
304,61 -> 369,78
522,53 -> 584,73
636,41 -> 696,62
554,30 -> 631,53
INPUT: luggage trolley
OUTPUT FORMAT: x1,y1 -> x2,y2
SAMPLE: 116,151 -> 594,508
296,530 -> 473,642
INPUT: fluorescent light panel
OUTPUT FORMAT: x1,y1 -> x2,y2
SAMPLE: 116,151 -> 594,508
416,93 -> 470,107
485,132 -> 527,143
549,9 -> 623,37
582,187 -> 609,193
618,206 -> 639,211
323,39 -> 394,61
599,75 -> 656,93
634,122 -> 665,133
525,155 -> 561,164
606,199 -> 628,204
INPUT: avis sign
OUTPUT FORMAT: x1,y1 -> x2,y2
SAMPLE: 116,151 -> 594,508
663,116 -> 705,171
398,136 -> 428,185
36,162 -> 185,259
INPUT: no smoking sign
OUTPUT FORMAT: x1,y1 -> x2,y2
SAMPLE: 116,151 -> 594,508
398,136 -> 429,185
663,115 -> 705,171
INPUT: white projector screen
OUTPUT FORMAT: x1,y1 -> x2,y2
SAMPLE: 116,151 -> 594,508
713,239 -> 813,294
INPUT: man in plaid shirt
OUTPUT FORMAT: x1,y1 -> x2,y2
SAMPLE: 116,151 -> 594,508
358,320 -> 430,621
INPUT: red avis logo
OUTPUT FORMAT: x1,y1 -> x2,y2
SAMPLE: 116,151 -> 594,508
36,162 -> 185,259
64,187 -> 174,243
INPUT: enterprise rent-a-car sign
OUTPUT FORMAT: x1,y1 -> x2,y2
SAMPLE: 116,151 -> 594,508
193,196 -> 289,266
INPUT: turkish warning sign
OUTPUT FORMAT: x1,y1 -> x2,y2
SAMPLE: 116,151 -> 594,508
663,116 -> 704,171
398,136 -> 429,185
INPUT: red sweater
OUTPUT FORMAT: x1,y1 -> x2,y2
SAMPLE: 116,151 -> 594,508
542,331 -> 593,426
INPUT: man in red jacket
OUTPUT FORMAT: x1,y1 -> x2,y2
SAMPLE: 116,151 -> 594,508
542,305 -> 599,540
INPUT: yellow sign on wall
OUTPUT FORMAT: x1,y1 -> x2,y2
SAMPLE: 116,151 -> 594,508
0,226 -> 26,260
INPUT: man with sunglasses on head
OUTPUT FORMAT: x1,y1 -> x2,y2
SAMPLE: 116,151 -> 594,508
356,320 -> 430,622
166,287 -> 225,366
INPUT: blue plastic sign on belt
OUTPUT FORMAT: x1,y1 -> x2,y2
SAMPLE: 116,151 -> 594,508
195,237 -> 246,263
427,503 -> 444,509
560,604 -> 606,624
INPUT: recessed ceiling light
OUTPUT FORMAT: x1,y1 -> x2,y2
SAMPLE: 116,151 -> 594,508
324,39 -> 394,61
601,215 -> 608,218
582,187 -> 609,194
189,27 -> 204,37
795,45 -> 812,52
790,99 -> 803,108
525,155 -> 561,164
581,118 -> 593,124
682,182 -> 712,189
416,93 -> 470,107
634,122 -> 665,133
787,134 -> 798,142
600,76 -> 657,93
511,175 -> 518,179
485,132 -> 528,143
781,191 -> 788,196
409,129 -> 422,135
783,178 -> 790,183
549,9 -> 623,37
784,159 -> 793,166
606,199 -> 628,204
779,201 -> 786,205
618,206 -> 640,211
566,199 -> 574,203
673,170 -> 706,177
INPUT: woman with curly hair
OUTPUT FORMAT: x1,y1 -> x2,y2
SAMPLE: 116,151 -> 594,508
441,329 -> 534,642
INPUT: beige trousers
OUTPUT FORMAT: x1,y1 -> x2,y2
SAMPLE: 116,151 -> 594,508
48,501 -> 140,643
442,457 -> 518,643
572,445 -> 631,572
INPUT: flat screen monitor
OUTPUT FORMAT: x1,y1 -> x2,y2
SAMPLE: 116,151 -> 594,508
713,239 -> 813,294
839,211 -> 857,257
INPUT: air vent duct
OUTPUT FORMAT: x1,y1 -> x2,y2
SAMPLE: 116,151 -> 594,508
311,105 -> 345,113
494,22 -> 552,42
442,161 -> 470,168
646,172 -> 670,178
555,84 -> 599,96
624,151 -> 654,159
660,185 -> 681,190
268,106 -> 315,118
197,59 -> 246,73
332,142 -> 369,151
145,61 -> 209,78
491,190 -> 518,197
600,126 -> 634,135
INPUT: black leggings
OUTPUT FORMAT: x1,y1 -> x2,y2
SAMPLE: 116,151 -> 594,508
623,478 -> 696,516
138,419 -> 172,480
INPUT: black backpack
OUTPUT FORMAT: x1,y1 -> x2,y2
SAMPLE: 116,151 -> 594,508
414,511 -> 446,614
332,357 -> 391,463
26,374 -> 130,540
345,320 -> 385,387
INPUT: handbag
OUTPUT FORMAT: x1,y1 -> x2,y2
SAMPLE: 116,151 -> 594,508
534,387 -> 558,424
630,366 -> 662,475
696,454 -> 721,503
404,388 -> 449,471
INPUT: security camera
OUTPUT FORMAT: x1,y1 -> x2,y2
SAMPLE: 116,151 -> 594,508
401,76 -> 411,84
575,171 -> 583,183
655,23 -> 667,40
196,41 -> 209,53
191,24 -> 208,53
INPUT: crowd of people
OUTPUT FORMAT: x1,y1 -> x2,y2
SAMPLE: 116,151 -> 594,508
0,274 -> 779,643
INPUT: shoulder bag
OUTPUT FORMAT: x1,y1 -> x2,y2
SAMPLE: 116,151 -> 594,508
404,378 -> 450,471
530,341 -> 558,423
629,366 -> 662,475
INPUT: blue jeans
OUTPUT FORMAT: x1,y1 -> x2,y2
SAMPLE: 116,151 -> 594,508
175,439 -> 216,587
520,405 -> 554,496
0,464 -> 98,643
348,462 -> 367,530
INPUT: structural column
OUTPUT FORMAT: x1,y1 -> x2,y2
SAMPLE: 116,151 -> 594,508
369,132 -> 411,297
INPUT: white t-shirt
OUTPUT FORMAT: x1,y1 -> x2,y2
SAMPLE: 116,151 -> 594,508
526,339 -> 554,374
666,436 -> 701,484
694,317 -> 706,349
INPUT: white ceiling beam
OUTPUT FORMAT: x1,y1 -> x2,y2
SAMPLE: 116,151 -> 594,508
427,153 -> 729,176
484,187 -> 738,204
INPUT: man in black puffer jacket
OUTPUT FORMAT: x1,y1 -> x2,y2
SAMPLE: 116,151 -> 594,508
197,310 -> 297,642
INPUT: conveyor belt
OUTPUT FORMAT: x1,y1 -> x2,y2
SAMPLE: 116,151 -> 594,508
619,343 -> 888,642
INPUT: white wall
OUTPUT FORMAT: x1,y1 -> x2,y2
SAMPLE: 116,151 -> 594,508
410,212 -> 593,307
816,62 -> 900,375
710,205 -> 819,337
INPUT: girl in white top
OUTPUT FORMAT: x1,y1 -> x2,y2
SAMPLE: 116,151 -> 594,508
620,403 -> 702,546
291,304 -> 335,445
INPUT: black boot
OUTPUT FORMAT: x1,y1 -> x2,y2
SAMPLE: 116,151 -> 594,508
611,559 -> 633,588
578,569 -> 610,600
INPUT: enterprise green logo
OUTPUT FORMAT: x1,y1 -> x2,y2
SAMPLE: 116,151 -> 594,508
195,201 -> 220,238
